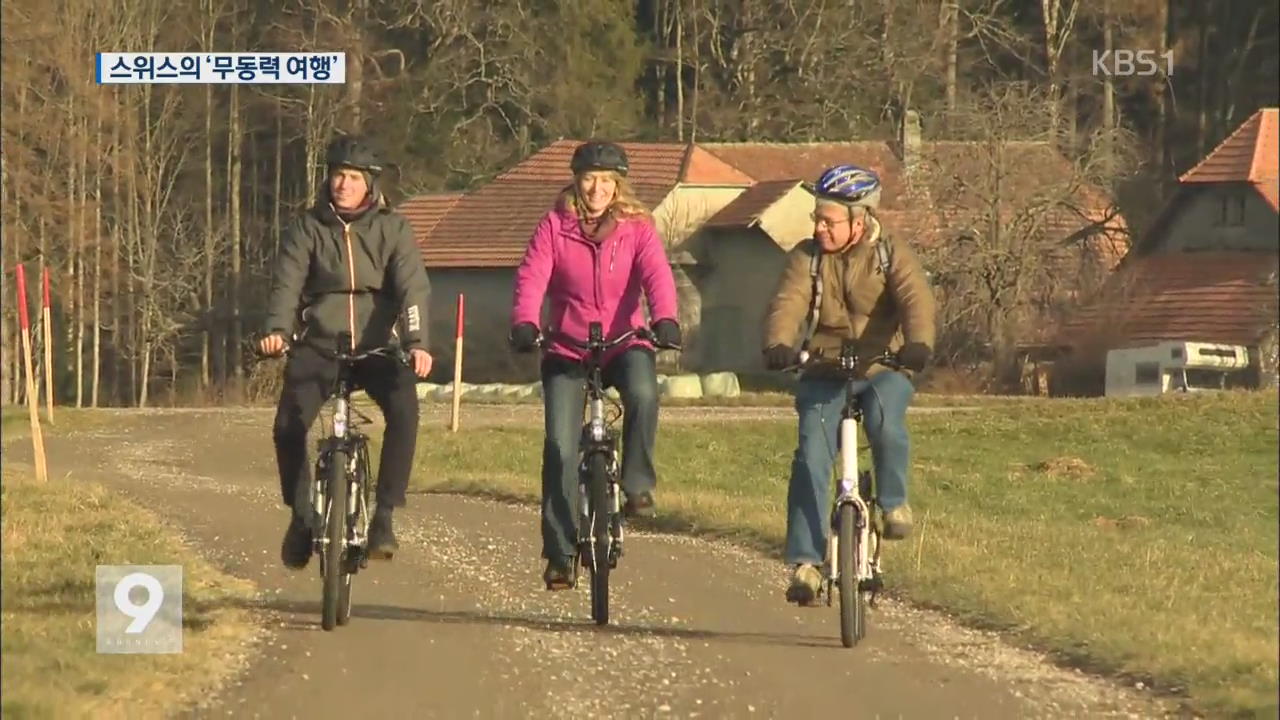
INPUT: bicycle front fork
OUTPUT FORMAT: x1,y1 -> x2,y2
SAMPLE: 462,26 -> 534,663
578,447 -> 623,567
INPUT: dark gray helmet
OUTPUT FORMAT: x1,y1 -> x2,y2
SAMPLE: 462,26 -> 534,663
570,141 -> 629,176
325,134 -> 384,175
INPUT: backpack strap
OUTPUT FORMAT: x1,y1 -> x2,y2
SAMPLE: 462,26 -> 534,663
875,236 -> 893,276
801,247 -> 822,352
801,237 -> 892,351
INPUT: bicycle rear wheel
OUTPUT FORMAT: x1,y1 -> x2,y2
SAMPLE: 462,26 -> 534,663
321,448 -> 349,631
837,502 -> 866,647
585,452 -> 611,626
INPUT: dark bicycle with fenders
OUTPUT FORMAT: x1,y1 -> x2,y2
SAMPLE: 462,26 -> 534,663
253,330 -> 408,631
536,322 -> 679,625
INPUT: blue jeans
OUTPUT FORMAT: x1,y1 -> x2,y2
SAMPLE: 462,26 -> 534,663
540,348 -> 660,560
785,371 -> 915,566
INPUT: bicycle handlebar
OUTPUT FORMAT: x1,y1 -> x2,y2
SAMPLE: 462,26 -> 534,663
247,333 -> 410,367
535,326 -> 682,353
779,349 -> 904,375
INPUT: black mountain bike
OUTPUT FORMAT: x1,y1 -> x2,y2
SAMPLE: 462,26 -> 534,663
257,332 -> 408,631
539,322 -> 677,625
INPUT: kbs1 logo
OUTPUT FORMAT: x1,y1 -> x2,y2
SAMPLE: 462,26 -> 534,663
1092,49 -> 1174,77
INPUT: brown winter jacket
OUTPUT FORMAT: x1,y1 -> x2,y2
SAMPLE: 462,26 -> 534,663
763,214 -> 937,379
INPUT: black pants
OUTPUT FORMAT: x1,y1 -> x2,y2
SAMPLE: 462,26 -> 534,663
540,347 -> 660,559
272,344 -> 420,514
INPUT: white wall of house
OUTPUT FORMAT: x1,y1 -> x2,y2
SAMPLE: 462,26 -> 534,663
757,185 -> 817,251
653,185 -> 748,250
1156,185 -> 1279,253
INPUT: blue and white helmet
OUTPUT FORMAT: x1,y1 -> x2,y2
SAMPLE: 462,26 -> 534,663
804,164 -> 881,211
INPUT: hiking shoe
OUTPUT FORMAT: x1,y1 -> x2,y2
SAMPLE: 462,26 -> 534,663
882,504 -> 913,540
367,509 -> 398,560
543,556 -> 575,591
281,514 -> 312,570
623,491 -> 656,519
785,564 -> 823,605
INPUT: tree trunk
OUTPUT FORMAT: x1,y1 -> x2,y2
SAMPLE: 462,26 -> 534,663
92,100 -> 103,407
228,83 -> 243,390
139,341 -> 151,407
1196,2 -> 1211,156
127,90 -> 141,406
305,85 -> 319,207
689,0 -> 699,142
1101,0 -> 1114,169
65,113 -> 77,404
274,108 -> 283,258
655,1 -> 667,134
0,149 -> 9,407
345,0 -> 365,133
111,89 -> 123,406
675,3 -> 684,142
1153,0 -> 1170,190
944,0 -> 958,115
169,348 -> 178,406
76,115 -> 88,408
203,82 -> 214,393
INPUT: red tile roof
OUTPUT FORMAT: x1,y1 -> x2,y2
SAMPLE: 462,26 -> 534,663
498,139 -> 689,186
411,140 -> 682,268
398,192 -> 462,236
416,180 -> 672,268
1059,251 -> 1279,348
703,180 -> 801,228
1179,108 -> 1279,184
1255,177 -> 1279,211
411,138 -> 1126,269
701,142 -> 913,210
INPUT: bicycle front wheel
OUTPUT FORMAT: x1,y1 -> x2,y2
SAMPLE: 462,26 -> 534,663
321,448 -> 349,631
585,452 -> 611,626
838,502 -> 866,647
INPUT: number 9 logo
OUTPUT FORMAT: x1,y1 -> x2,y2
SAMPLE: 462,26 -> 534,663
113,572 -> 164,633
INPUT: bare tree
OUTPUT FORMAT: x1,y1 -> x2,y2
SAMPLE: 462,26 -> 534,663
919,83 -> 1136,382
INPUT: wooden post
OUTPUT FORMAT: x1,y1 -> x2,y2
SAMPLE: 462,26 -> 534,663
16,265 -> 48,482
41,265 -> 54,423
450,294 -> 465,433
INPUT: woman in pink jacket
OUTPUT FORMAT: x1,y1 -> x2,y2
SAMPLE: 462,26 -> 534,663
509,141 -> 681,589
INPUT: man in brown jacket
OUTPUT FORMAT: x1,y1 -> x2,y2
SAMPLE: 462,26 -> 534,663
762,164 -> 936,605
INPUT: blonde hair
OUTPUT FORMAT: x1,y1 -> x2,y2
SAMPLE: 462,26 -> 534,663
560,171 -> 652,222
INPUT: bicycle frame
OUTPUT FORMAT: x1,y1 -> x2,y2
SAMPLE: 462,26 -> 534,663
314,358 -> 372,556
306,335 -> 400,566
573,323 -> 628,570
788,345 -> 898,606
827,373 -> 881,598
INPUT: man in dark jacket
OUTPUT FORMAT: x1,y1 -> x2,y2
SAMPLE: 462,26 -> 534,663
259,134 -> 432,569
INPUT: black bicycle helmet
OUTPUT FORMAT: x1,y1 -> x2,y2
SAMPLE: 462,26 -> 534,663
570,141 -> 629,176
325,134 -> 384,175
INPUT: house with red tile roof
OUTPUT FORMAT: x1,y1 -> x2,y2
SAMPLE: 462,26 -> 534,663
403,117 -> 1127,380
1056,107 -> 1280,390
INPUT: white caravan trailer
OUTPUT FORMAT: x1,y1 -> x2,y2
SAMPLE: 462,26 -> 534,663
1104,341 -> 1251,397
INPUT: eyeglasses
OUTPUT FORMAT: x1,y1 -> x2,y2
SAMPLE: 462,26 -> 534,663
810,212 -> 851,229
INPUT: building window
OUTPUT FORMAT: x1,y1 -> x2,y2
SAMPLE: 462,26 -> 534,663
1217,192 -> 1246,226
1134,361 -> 1160,385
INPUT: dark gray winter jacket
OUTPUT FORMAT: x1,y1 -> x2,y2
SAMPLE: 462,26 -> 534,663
264,192 -> 430,352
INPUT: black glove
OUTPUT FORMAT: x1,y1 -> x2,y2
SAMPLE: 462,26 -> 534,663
509,322 -> 540,353
763,344 -> 795,370
652,318 -> 681,348
898,342 -> 932,373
